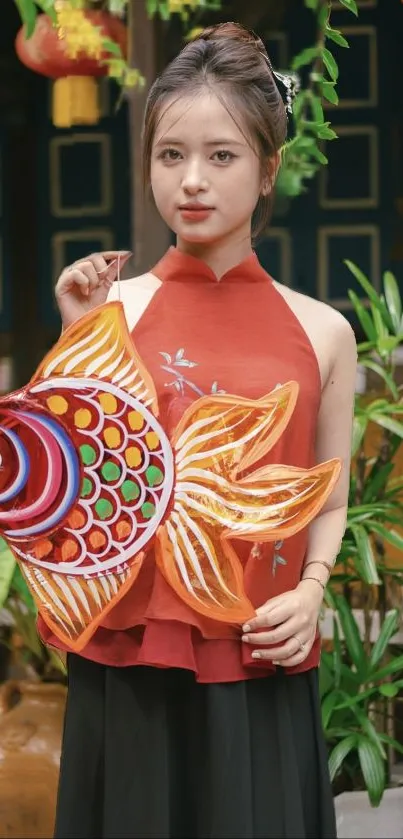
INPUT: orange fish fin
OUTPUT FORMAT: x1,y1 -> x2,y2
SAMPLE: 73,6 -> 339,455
155,510 -> 254,625
231,458 -> 342,541
20,554 -> 145,652
172,382 -> 298,478
31,301 -> 158,415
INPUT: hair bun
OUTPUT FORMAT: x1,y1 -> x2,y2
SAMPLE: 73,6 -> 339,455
197,22 -> 255,44
194,22 -> 273,70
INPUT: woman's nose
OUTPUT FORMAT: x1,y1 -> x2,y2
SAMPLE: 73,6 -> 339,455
181,158 -> 208,193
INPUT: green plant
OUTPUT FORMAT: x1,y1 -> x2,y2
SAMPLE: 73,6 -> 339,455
0,539 -> 66,680
277,0 -> 359,196
320,263 -> 403,806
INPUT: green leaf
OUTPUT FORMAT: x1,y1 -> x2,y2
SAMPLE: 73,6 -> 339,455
310,145 -> 328,165
334,594 -> 367,674
376,335 -> 401,355
102,38 -> 123,58
345,260 -> 391,325
318,2 -> 329,27
310,94 -> 325,123
348,290 -> 376,341
292,47 -> 320,71
329,735 -> 358,781
351,707 -> 386,758
321,81 -> 339,105
338,0 -> 358,15
0,541 -> 16,609
35,0 -> 57,22
332,617 -> 343,689
362,463 -> 395,503
357,737 -> 386,806
321,689 -> 341,729
351,415 -> 367,456
317,125 -> 338,140
325,27 -> 349,49
370,414 -> 403,438
377,731 -> 403,756
367,521 -> 403,552
359,360 -> 399,400
372,306 -> 389,343
350,524 -> 380,585
14,0 -> 38,37
379,683 -> 399,698
383,271 -> 402,334
371,654 -> 403,683
322,48 -> 339,81
369,610 -> 399,670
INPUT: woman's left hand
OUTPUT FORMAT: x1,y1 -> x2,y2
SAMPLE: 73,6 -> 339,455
242,579 -> 323,667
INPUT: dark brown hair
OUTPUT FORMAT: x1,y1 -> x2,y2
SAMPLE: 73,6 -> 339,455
142,22 -> 287,238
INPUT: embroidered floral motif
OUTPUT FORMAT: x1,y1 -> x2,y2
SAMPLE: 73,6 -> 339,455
160,349 -> 225,396
272,539 -> 287,576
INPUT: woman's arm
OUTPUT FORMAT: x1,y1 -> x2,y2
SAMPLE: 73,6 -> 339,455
301,315 -> 358,588
242,312 -> 357,666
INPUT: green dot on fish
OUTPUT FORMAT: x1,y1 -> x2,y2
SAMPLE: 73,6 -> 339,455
95,498 -> 113,520
102,461 -> 121,482
80,444 -> 96,466
121,480 -> 140,502
146,465 -> 164,487
80,477 -> 93,498
141,502 -> 156,520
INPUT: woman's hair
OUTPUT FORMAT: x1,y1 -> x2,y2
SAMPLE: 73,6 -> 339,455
142,21 -> 287,238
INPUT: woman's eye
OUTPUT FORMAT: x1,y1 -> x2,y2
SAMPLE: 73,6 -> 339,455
160,148 -> 182,162
212,150 -> 236,163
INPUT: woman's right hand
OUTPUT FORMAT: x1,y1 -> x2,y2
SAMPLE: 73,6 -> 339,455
55,250 -> 131,329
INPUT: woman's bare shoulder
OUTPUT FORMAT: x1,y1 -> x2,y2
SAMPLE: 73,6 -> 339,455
273,280 -> 354,338
272,280 -> 356,387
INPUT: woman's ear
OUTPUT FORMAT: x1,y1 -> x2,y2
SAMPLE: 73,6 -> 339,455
261,152 -> 282,196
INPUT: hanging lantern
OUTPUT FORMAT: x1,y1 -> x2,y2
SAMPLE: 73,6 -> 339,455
15,8 -> 127,129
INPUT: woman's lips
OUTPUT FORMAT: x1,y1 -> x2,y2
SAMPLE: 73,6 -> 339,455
179,206 -> 214,222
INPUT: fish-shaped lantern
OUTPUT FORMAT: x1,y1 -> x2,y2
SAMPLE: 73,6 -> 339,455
0,302 -> 341,651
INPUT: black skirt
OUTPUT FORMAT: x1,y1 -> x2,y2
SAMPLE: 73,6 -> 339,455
54,656 -> 336,839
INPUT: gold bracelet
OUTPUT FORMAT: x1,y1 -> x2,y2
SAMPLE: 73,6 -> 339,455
304,559 -> 333,573
300,576 -> 325,591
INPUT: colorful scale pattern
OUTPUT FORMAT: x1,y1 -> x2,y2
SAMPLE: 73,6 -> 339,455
7,381 -> 173,577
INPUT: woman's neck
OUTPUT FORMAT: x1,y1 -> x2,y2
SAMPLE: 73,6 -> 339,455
176,231 -> 253,281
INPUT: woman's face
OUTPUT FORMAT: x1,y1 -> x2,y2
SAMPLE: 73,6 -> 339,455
150,90 -> 264,248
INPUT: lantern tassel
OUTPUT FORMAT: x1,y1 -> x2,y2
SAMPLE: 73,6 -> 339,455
52,76 -> 100,129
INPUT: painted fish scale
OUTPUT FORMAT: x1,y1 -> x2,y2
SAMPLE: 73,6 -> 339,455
19,380 -> 174,576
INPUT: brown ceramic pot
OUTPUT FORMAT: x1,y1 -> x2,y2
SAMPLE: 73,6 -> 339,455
0,680 -> 66,838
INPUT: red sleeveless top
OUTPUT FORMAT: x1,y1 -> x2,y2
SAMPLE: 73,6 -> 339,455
38,247 -> 323,682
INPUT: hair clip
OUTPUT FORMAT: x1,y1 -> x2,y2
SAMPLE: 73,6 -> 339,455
272,70 -> 300,114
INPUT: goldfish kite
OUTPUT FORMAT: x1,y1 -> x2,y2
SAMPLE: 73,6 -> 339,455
0,303 -> 341,651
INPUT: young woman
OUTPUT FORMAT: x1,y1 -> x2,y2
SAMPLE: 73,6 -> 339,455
48,21 -> 357,839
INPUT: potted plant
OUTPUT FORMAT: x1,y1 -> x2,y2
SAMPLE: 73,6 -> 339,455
320,261 -> 403,837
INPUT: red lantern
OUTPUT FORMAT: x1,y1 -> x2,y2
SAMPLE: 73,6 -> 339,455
15,11 -> 127,128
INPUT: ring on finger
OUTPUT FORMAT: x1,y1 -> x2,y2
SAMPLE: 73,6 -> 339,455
293,634 -> 306,653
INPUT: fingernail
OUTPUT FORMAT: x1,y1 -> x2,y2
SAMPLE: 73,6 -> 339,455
242,635 -> 249,643
273,661 -> 281,666
252,651 -> 261,659
243,624 -> 251,633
